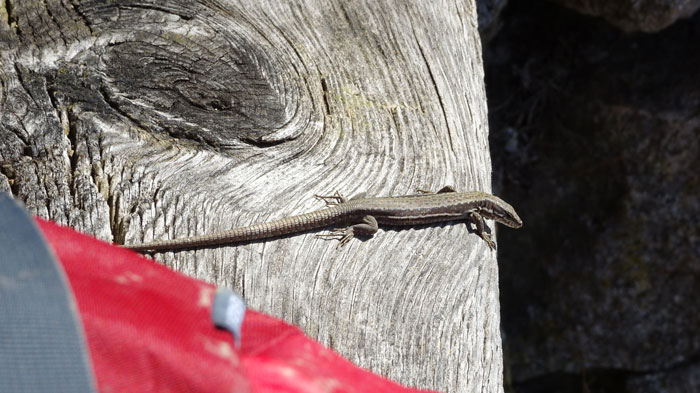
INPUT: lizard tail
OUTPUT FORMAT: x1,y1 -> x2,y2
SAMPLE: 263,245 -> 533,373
124,206 -> 347,252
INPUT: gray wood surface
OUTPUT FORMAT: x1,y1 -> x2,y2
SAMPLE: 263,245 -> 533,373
0,1 -> 502,392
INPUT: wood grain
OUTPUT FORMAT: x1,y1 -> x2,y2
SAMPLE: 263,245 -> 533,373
0,1 -> 501,392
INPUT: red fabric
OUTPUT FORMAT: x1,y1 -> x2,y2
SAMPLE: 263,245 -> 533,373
37,219 -> 436,393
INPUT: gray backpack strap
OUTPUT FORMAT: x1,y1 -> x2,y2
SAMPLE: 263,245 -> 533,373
211,288 -> 246,347
0,194 -> 97,393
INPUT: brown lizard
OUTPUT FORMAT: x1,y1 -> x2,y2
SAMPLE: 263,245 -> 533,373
125,186 -> 522,252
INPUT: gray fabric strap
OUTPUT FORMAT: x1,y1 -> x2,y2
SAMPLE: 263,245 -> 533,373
0,193 -> 97,393
212,288 -> 246,346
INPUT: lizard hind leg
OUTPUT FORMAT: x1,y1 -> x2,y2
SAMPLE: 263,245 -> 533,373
316,215 -> 378,248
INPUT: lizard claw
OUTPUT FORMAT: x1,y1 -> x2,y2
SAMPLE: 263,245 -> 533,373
316,227 -> 354,248
314,191 -> 347,206
479,233 -> 496,251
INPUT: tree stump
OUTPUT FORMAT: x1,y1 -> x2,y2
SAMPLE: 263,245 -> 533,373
0,1 -> 503,392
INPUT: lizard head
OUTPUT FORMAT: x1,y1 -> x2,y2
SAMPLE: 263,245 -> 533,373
478,197 -> 523,228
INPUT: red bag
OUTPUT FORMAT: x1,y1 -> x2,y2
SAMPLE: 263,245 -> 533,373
38,219 -> 437,393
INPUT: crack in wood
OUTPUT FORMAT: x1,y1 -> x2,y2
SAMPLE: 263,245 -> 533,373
41,0 -> 67,47
414,37 -> 457,157
321,76 -> 332,115
64,110 -> 79,188
0,161 -> 18,196
4,0 -> 19,36
67,0 -> 93,35
107,182 -> 128,245
114,3 -> 195,21
239,134 -> 285,148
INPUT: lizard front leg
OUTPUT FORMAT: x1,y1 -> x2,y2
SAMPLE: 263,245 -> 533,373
467,211 -> 496,250
317,215 -> 378,248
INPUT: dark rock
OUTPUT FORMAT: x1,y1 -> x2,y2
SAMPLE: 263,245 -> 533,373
486,2 -> 700,392
552,0 -> 700,32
